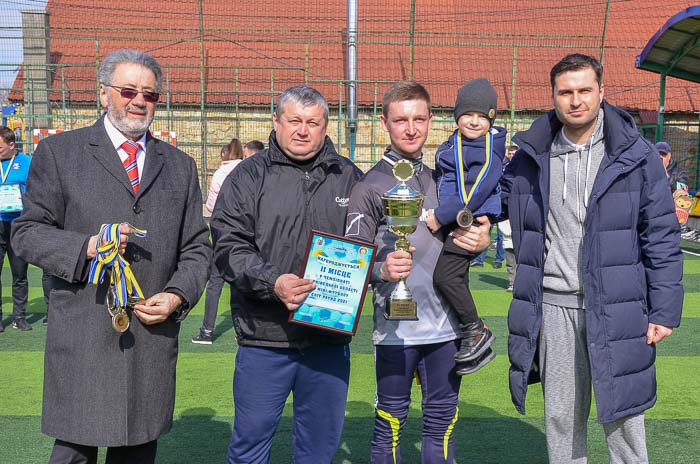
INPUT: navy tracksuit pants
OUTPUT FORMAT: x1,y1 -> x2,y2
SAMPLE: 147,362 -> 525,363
228,344 -> 350,464
371,340 -> 462,464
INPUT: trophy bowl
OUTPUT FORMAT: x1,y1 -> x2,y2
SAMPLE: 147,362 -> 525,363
380,160 -> 424,320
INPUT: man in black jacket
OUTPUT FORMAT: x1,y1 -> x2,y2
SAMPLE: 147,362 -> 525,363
656,141 -> 689,194
211,85 -> 362,463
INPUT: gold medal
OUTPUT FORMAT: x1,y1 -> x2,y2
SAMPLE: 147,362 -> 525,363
111,309 -> 130,333
106,287 -> 130,333
456,207 -> 474,228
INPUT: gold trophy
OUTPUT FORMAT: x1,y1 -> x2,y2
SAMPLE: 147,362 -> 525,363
380,160 -> 424,320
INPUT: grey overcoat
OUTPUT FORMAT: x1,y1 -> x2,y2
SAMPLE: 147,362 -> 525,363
11,117 -> 211,446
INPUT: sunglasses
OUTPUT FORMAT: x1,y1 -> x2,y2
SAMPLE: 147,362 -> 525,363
106,85 -> 160,103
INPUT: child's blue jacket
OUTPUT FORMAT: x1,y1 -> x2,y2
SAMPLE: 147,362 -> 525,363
434,126 -> 507,226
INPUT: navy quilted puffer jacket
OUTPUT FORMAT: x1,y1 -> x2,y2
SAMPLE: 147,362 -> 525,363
503,102 -> 683,424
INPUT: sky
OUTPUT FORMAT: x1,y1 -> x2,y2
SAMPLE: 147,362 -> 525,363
0,0 -> 48,97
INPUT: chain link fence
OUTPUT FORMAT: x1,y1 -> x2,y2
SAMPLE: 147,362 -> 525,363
1,0 -> 699,188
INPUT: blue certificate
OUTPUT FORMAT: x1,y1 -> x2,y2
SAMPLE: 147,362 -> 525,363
290,230 -> 376,335
0,184 -> 23,213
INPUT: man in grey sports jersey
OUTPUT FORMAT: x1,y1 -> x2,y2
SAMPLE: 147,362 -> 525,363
345,81 -> 490,463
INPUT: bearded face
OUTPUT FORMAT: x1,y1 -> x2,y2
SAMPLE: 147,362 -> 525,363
99,63 -> 157,139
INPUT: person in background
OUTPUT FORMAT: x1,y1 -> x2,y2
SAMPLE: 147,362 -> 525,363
655,141 -> 689,194
470,225 -> 504,268
0,125 -> 31,332
655,141 -> 693,229
192,138 -> 244,345
243,139 -> 265,159
500,144 -> 518,291
205,139 -> 244,215
473,144 -> 518,271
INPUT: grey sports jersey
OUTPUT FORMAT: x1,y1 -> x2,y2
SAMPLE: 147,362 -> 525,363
345,156 -> 459,346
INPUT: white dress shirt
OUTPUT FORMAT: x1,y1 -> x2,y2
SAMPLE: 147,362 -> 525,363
103,115 -> 147,176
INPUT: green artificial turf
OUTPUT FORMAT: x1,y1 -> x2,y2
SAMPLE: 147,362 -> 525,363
1,253 -> 699,463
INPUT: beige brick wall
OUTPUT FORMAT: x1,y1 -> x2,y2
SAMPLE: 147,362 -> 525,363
37,106 -> 700,189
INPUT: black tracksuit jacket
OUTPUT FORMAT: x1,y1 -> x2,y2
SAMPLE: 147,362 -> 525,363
211,131 -> 362,349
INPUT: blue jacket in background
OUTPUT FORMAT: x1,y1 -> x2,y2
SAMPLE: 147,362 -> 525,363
434,126 -> 506,227
503,102 -> 683,424
0,152 -> 31,222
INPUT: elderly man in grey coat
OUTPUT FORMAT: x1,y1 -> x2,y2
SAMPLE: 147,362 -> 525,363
11,49 -> 211,463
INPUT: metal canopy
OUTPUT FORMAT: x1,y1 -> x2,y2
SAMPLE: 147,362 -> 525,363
636,6 -> 700,188
636,6 -> 700,83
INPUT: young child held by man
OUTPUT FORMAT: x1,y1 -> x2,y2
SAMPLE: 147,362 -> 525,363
425,78 -> 506,375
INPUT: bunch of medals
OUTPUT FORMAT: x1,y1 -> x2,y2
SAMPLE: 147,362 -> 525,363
88,223 -> 148,333
106,282 -> 142,332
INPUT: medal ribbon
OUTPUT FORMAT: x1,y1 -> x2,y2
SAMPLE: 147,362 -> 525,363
454,130 -> 493,208
381,147 -> 423,173
0,154 -> 17,184
88,223 -> 147,308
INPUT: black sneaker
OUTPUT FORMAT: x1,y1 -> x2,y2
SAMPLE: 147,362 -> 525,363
470,262 -> 484,268
42,317 -> 49,326
191,329 -> 213,345
681,229 -> 698,241
455,319 -> 494,363
12,319 -> 33,331
455,348 -> 496,376
493,262 -> 503,269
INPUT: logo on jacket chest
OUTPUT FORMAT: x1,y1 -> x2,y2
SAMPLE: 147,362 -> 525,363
335,196 -> 350,207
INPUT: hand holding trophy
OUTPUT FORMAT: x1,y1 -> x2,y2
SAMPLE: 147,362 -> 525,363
380,160 -> 424,320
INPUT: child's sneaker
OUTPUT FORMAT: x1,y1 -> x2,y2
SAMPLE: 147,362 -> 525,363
455,347 -> 495,376
454,319 -> 494,363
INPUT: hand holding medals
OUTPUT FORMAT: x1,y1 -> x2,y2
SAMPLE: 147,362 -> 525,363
132,292 -> 184,325
88,223 -> 147,333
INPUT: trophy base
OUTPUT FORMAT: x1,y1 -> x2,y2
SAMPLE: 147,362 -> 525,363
384,299 -> 418,320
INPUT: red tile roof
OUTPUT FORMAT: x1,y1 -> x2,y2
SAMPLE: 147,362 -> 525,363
10,0 -> 700,112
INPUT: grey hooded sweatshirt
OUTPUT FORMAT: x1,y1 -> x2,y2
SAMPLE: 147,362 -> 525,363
542,109 -> 605,308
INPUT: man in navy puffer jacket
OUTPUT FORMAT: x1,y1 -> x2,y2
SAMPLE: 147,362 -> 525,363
502,54 -> 683,463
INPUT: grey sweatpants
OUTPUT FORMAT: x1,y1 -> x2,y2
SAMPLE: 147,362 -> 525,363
539,302 -> 649,464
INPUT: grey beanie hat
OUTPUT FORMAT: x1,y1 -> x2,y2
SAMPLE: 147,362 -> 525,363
454,78 -> 497,124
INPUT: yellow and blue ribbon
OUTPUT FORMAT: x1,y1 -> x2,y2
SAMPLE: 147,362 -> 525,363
88,223 -> 147,308
454,130 -> 493,208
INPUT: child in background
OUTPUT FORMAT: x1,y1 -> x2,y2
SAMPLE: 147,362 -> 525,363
425,78 -> 506,375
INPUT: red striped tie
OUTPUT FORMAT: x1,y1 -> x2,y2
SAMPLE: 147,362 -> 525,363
120,141 -> 140,194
